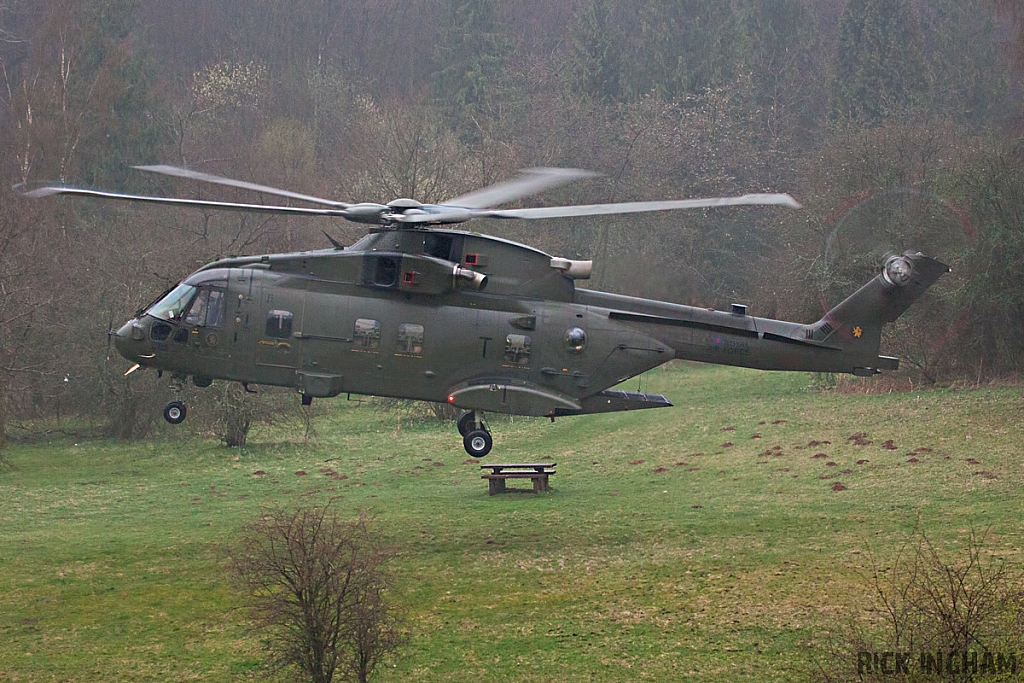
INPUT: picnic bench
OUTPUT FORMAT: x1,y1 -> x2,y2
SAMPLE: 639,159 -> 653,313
480,463 -> 556,495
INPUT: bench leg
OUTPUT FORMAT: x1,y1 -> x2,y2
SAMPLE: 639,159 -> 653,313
533,475 -> 549,493
489,478 -> 506,495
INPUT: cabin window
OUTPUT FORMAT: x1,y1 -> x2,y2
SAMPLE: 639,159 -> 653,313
150,322 -> 172,342
504,334 -> 531,365
354,318 -> 381,350
265,310 -> 293,338
185,288 -> 226,327
396,324 -> 424,355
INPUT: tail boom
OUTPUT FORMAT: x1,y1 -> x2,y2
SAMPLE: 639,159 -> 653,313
577,252 -> 949,377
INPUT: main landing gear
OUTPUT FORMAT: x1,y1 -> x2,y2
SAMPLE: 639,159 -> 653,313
457,411 -> 492,458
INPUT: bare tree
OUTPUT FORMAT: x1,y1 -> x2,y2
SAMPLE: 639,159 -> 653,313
231,507 -> 405,683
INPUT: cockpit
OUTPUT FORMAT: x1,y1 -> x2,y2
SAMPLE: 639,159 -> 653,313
113,268 -> 235,389
144,269 -> 230,327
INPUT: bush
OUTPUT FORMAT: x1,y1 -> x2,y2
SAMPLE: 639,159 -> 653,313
231,507 -> 405,683
807,528 -> 1024,682
373,398 -> 461,425
169,382 -> 322,447
99,369 -> 166,441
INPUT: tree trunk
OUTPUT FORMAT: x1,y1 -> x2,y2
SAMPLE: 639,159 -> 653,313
0,373 -> 7,450
223,415 -> 251,448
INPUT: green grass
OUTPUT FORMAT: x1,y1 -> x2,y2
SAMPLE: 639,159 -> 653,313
2,363 -> 1023,681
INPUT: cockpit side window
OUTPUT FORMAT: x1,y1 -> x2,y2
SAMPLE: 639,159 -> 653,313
207,290 -> 226,327
147,283 -> 197,321
184,288 -> 226,327
185,291 -> 208,326
188,289 -> 227,327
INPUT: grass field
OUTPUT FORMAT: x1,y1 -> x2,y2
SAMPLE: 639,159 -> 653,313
2,363 -> 1023,682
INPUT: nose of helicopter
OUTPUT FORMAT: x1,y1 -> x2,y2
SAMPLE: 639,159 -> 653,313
113,320 -> 141,361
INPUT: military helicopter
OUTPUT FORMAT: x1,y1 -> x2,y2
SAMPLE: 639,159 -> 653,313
17,166 -> 948,457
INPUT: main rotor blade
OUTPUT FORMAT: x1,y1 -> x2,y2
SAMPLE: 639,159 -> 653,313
482,193 -> 802,219
134,165 -> 350,208
14,183 -> 350,217
442,167 -> 599,210
393,192 -> 802,225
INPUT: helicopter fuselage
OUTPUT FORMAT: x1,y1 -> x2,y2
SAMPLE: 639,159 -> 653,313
114,227 -> 948,426
116,228 -> 674,417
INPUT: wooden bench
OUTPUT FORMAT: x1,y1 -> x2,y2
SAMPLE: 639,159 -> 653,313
480,463 -> 556,495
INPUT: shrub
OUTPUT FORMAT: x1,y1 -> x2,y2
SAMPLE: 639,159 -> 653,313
807,528 -> 1024,682
231,507 -> 405,683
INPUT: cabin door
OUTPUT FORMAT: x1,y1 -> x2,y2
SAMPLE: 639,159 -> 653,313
253,279 -> 303,386
297,288 -> 350,397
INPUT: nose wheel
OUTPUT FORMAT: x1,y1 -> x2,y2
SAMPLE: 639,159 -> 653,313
163,400 -> 187,424
458,411 -> 492,458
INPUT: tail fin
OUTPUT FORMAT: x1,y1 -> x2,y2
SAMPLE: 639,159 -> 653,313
807,252 -> 950,373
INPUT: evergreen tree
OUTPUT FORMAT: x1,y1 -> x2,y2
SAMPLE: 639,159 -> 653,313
623,0 -> 738,101
832,0 -> 928,123
566,0 -> 623,102
920,0 -> 1004,125
432,0 -> 513,143
735,0 -> 826,150
737,0 -> 822,92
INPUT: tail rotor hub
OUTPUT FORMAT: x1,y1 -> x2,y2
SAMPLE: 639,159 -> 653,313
882,254 -> 914,287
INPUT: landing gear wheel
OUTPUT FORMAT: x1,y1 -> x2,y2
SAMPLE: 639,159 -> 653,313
463,429 -> 492,458
457,411 -> 475,437
163,401 -> 187,425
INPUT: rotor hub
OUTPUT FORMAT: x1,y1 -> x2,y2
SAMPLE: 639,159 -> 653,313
882,254 -> 915,287
386,198 -> 424,210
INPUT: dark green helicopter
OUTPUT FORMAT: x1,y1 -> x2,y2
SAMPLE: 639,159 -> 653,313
17,166 -> 948,457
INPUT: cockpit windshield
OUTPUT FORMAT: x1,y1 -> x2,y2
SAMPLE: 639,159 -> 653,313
146,283 -> 197,321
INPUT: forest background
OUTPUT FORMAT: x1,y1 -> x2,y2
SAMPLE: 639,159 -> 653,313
1,0 -> 1022,443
